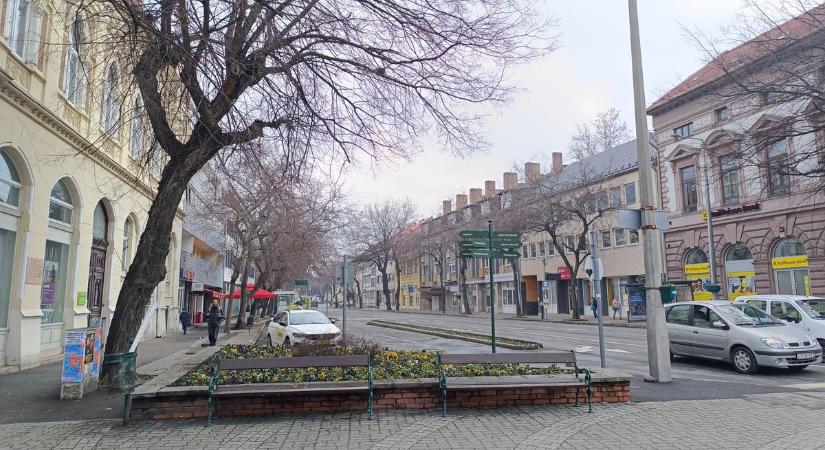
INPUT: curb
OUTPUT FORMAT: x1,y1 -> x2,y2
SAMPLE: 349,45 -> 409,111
367,320 -> 543,350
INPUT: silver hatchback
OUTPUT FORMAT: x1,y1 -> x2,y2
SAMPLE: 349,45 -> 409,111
665,301 -> 822,373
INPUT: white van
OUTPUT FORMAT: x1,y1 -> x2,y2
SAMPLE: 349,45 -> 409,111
734,295 -> 825,347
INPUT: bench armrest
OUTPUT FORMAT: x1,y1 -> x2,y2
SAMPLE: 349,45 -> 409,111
208,354 -> 222,393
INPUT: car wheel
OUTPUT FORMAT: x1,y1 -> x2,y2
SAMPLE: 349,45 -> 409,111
731,346 -> 758,374
267,334 -> 273,348
788,365 -> 808,372
283,337 -> 291,347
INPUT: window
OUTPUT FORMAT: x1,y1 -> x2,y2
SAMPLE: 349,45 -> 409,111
719,154 -> 740,205
522,245 -> 528,259
680,165 -> 698,212
41,240 -> 69,324
4,0 -> 42,63
666,305 -> 690,325
567,236 -> 576,253
766,139 -> 790,196
122,218 -> 133,271
624,183 -> 636,204
101,63 -> 120,135
0,228 -> 15,327
686,248 -> 708,265
538,241 -> 545,257
92,202 -> 108,242
149,146 -> 163,178
715,106 -> 730,122
48,180 -> 73,224
614,229 -> 626,247
673,122 -> 694,139
501,192 -> 512,209
0,150 -> 21,207
596,191 -> 609,210
529,243 -> 536,258
601,231 -> 611,248
629,229 -> 639,244
745,299 -> 767,312
610,187 -> 622,206
480,201 -> 490,216
692,305 -> 720,328
64,17 -> 88,106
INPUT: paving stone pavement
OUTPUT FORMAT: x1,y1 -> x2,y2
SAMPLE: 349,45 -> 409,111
3,393 -> 825,449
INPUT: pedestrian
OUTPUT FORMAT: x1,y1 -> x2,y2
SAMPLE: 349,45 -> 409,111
179,309 -> 191,335
591,297 -> 598,317
205,299 -> 224,346
612,297 -> 621,320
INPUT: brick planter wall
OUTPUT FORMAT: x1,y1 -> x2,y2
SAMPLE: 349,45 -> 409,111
131,376 -> 631,420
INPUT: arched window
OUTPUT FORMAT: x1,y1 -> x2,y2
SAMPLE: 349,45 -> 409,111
685,248 -> 708,265
772,238 -> 809,295
101,63 -> 119,135
0,150 -> 21,207
121,217 -> 133,271
92,201 -> 108,243
48,180 -> 73,224
724,244 -> 755,299
63,15 -> 88,106
130,96 -> 145,160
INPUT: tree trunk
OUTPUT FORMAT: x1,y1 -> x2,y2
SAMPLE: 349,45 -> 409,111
224,269 -> 240,334
569,277 -> 580,320
512,258 -> 523,317
460,258 -> 471,315
103,160 -> 193,365
235,266 -> 250,329
440,261 -> 446,313
381,271 -> 393,311
394,263 -> 401,311
355,278 -> 363,309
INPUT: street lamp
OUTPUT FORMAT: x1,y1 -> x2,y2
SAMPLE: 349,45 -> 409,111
674,135 -> 718,288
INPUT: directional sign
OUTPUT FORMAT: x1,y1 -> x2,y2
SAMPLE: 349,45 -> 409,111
458,249 -> 520,259
459,230 -> 521,240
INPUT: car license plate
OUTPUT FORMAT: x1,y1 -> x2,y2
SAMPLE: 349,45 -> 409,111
796,352 -> 816,359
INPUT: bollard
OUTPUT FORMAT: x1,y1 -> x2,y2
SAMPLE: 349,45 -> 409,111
103,352 -> 137,425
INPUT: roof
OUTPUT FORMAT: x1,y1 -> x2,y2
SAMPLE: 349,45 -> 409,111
648,4 -> 825,114
545,138 -> 642,189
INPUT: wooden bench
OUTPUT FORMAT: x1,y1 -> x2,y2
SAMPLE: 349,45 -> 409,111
436,351 -> 592,415
207,354 -> 373,425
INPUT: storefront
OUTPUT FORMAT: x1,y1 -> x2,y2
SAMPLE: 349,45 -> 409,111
771,238 -> 810,296
724,244 -> 756,300
683,248 -> 712,301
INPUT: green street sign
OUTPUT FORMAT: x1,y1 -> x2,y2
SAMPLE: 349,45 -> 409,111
295,279 -> 308,286
460,240 -> 520,249
459,230 -> 521,240
458,249 -> 520,259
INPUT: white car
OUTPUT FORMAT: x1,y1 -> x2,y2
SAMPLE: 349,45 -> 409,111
735,295 -> 825,348
267,310 -> 341,347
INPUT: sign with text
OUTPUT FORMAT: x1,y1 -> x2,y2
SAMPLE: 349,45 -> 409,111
558,266 -> 571,280
771,255 -> 808,269
458,230 -> 522,260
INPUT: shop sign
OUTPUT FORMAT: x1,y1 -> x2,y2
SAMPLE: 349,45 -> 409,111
628,289 -> 646,321
684,263 -> 711,301
180,268 -> 196,281
771,255 -> 808,269
558,266 -> 571,280
701,203 -> 761,221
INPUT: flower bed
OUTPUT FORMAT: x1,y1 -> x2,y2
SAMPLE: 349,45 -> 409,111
174,342 -> 569,386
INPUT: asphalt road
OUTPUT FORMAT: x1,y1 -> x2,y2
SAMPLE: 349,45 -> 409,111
323,307 -> 825,402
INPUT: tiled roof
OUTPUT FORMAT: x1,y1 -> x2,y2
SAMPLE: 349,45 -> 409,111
648,4 -> 825,114
549,138 -> 641,188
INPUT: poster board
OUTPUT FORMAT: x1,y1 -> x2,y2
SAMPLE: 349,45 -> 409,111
60,327 -> 102,400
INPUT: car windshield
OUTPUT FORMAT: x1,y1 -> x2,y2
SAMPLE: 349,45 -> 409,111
725,304 -> 782,326
289,311 -> 331,325
797,299 -> 825,320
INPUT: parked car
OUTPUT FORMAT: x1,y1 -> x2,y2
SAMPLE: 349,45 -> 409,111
665,301 -> 822,373
267,310 -> 341,347
734,295 -> 825,348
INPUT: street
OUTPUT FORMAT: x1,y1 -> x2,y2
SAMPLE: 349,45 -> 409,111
330,307 -> 825,401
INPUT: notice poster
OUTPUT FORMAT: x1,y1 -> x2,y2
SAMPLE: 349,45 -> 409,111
727,271 -> 756,300
629,289 -> 646,321
684,263 -> 712,301
61,329 -> 86,383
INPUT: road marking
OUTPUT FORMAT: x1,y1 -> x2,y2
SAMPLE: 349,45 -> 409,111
574,346 -> 594,353
785,382 -> 825,390
606,348 -> 630,353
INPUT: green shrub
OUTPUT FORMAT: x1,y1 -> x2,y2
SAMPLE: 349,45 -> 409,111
173,343 -> 569,386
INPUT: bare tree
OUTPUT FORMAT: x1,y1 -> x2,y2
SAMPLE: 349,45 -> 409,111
569,108 -> 632,161
83,0 -> 557,357
349,200 -> 417,310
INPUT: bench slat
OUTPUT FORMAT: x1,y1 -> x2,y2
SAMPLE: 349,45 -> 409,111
221,355 -> 369,370
213,381 -> 370,397
441,352 -> 576,365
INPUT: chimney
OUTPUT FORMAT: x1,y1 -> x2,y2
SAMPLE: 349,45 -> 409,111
551,152 -> 564,173
503,172 -> 518,190
524,162 -> 541,183
442,200 -> 451,215
469,188 -> 482,204
455,194 -> 468,209
484,180 -> 496,197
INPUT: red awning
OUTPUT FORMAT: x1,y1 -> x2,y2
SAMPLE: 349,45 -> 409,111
228,284 -> 276,300
204,289 -> 228,299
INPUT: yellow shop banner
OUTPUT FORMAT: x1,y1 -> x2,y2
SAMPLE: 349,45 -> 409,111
771,256 -> 808,269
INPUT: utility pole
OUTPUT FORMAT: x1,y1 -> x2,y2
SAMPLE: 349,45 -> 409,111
341,256 -> 347,338
589,231 -> 607,369
488,220 -> 496,353
702,153 -> 718,286
628,0 -> 672,383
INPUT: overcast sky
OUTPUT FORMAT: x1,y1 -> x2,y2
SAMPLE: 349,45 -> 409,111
342,0 -> 745,217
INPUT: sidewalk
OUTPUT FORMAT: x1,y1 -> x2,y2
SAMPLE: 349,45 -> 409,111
0,323 -> 260,424
333,306 -> 646,328
3,391 -> 824,449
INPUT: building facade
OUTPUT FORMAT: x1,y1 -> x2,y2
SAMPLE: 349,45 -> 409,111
0,0 -> 183,370
649,14 -> 825,300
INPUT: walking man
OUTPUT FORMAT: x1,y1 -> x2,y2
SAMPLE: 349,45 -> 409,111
206,299 -> 224,346
591,297 -> 598,317
179,309 -> 191,335
612,297 -> 621,320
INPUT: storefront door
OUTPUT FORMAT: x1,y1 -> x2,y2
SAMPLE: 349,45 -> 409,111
775,269 -> 808,295
87,246 -> 106,322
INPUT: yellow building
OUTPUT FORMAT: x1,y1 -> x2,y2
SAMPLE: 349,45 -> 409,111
0,1 -> 183,371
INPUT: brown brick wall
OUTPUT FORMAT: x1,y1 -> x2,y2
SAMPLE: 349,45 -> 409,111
131,381 -> 630,421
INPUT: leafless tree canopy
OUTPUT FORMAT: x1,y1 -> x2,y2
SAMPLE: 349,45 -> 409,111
568,108 -> 631,161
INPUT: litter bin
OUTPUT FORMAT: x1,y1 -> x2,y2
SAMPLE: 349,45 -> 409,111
246,314 -> 254,328
103,352 -> 137,425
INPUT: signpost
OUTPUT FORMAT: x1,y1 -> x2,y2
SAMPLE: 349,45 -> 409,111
458,223 -> 521,353
588,231 -> 607,369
